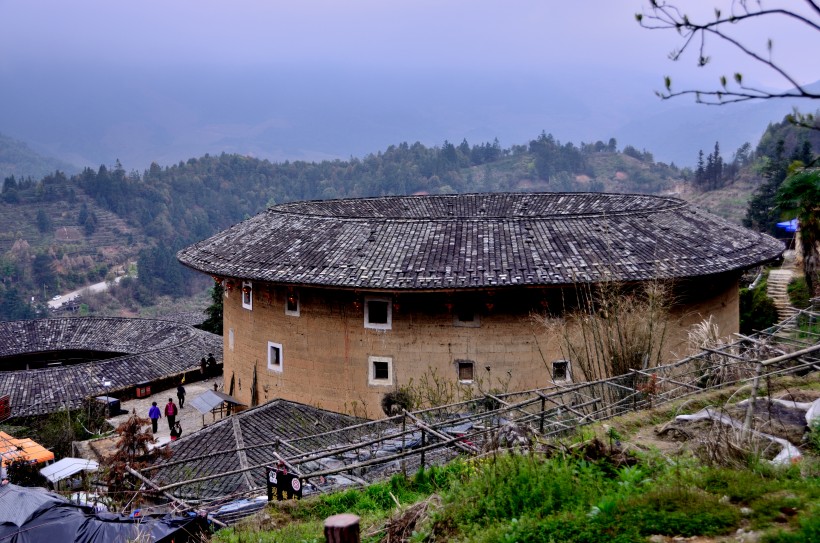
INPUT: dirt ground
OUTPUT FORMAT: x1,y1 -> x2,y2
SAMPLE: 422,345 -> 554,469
619,380 -> 820,464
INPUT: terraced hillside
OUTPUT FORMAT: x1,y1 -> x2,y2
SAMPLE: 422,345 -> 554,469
0,177 -> 147,291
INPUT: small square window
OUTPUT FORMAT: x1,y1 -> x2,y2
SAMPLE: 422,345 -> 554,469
285,290 -> 300,316
364,296 -> 392,330
453,308 -> 480,328
368,355 -> 393,385
242,281 -> 253,310
457,311 -> 474,322
457,360 -> 474,382
373,361 -> 389,380
268,341 -> 283,373
552,360 -> 570,382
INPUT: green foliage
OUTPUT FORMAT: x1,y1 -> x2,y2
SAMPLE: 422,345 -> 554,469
808,419 -> 820,455
739,277 -> 779,334
0,284 -> 37,320
26,400 -> 109,458
777,169 -> 820,298
762,506 -> 820,543
622,487 -> 740,536
441,455 -> 606,528
213,447 -> 820,543
756,115 -> 820,162
788,277 -> 811,309
198,282 -> 224,335
293,463 -> 464,522
6,457 -> 49,487
35,208 -> 52,233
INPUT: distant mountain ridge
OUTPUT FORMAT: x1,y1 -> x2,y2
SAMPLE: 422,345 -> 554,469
0,132 -> 78,180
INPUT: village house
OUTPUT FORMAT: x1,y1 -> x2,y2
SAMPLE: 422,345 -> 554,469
177,192 -> 783,419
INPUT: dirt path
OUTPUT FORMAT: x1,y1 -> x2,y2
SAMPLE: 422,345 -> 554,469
106,374 -> 225,447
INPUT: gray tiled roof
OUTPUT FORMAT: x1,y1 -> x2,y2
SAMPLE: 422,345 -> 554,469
0,317 -> 222,417
177,193 -> 783,289
147,399 -> 362,500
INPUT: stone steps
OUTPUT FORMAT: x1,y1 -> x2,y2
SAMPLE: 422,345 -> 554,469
767,269 -> 797,321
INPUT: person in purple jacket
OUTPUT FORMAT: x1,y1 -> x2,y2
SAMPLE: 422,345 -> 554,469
148,402 -> 161,433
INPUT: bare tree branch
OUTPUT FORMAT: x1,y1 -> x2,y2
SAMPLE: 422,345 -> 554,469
637,1 -> 820,109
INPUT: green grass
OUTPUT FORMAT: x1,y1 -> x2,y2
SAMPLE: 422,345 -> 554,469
214,449 -> 820,543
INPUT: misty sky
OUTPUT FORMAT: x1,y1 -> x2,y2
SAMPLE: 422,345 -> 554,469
0,1 -> 817,168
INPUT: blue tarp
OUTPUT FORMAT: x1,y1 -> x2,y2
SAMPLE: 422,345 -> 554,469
0,483 -> 208,542
776,219 -> 798,232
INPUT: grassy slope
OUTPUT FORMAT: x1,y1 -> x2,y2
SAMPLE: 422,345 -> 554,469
214,373 -> 820,543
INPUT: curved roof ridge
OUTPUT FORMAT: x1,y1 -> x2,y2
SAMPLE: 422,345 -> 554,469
178,192 -> 783,289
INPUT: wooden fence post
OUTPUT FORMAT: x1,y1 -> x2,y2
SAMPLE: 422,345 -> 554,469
324,513 -> 360,543
401,412 -> 407,477
420,429 -> 426,470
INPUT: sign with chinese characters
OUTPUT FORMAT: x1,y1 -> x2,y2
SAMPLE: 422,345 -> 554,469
266,466 -> 303,501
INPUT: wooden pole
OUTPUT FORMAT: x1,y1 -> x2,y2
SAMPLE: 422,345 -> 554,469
403,410 -> 478,454
401,412 -> 406,478
742,361 -> 764,442
324,513 -> 360,543
125,465 -> 228,528
420,429 -> 426,469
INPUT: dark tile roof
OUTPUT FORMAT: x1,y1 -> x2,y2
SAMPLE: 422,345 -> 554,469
146,399 -> 363,500
0,317 -> 222,417
178,193 -> 783,289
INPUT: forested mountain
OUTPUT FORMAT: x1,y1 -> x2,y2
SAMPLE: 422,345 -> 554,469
682,114 -> 819,232
743,115 -> 820,237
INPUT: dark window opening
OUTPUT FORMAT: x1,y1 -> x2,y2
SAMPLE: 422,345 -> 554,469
270,346 -> 281,366
456,310 -> 474,322
286,294 -> 298,313
373,361 -> 389,380
553,360 -> 569,381
367,301 -> 389,324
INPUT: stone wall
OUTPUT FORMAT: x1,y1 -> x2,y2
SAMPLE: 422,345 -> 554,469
222,275 -> 741,419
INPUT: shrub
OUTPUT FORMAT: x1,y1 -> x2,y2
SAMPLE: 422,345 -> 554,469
442,455 -> 606,527
740,279 -> 779,334
623,487 -> 740,536
763,506 -> 820,543
787,276 -> 811,309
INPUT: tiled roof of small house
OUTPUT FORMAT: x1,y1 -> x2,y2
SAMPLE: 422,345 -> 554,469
177,192 -> 783,289
0,317 -> 222,417
145,399 -> 363,500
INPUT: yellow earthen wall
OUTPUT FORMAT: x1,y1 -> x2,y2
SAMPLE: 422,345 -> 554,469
222,276 -> 740,419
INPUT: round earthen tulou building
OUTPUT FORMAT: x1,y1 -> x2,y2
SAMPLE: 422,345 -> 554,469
178,192 -> 783,418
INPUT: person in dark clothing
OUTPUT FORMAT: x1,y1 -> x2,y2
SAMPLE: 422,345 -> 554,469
207,353 -> 217,374
177,383 -> 186,409
200,357 -> 207,377
148,402 -> 161,433
165,398 -> 178,431
170,421 -> 182,441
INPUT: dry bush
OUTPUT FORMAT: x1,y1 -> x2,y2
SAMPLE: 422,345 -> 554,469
533,281 -> 671,383
403,367 -> 478,411
687,316 -> 756,387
